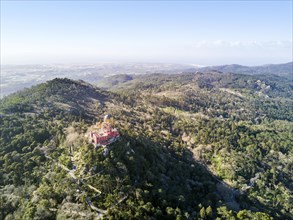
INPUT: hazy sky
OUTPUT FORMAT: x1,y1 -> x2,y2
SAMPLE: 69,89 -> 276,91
1,1 -> 292,65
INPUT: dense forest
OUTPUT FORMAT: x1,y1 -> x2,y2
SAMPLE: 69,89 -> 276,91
0,72 -> 292,219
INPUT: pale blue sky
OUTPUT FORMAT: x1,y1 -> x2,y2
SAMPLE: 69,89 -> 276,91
1,1 -> 292,65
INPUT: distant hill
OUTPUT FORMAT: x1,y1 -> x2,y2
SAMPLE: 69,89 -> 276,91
95,74 -> 134,89
196,62 -> 293,77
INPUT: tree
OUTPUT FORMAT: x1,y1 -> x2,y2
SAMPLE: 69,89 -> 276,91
200,207 -> 206,219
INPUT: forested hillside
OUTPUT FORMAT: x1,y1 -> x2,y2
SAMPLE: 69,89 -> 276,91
0,73 -> 292,219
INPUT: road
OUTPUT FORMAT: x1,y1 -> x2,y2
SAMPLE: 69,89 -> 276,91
44,143 -> 128,218
44,154 -> 106,218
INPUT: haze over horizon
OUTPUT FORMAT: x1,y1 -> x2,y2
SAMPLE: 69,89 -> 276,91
1,1 -> 292,66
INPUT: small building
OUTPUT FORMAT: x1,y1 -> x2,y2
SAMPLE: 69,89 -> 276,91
89,114 -> 120,147
89,129 -> 120,147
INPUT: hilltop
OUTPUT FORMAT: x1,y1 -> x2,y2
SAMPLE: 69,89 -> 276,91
0,74 -> 292,219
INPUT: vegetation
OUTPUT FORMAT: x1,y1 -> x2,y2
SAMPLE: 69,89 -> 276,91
0,72 -> 292,219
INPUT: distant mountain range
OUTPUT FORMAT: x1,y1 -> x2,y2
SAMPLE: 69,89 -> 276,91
1,62 -> 292,97
193,62 -> 293,77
